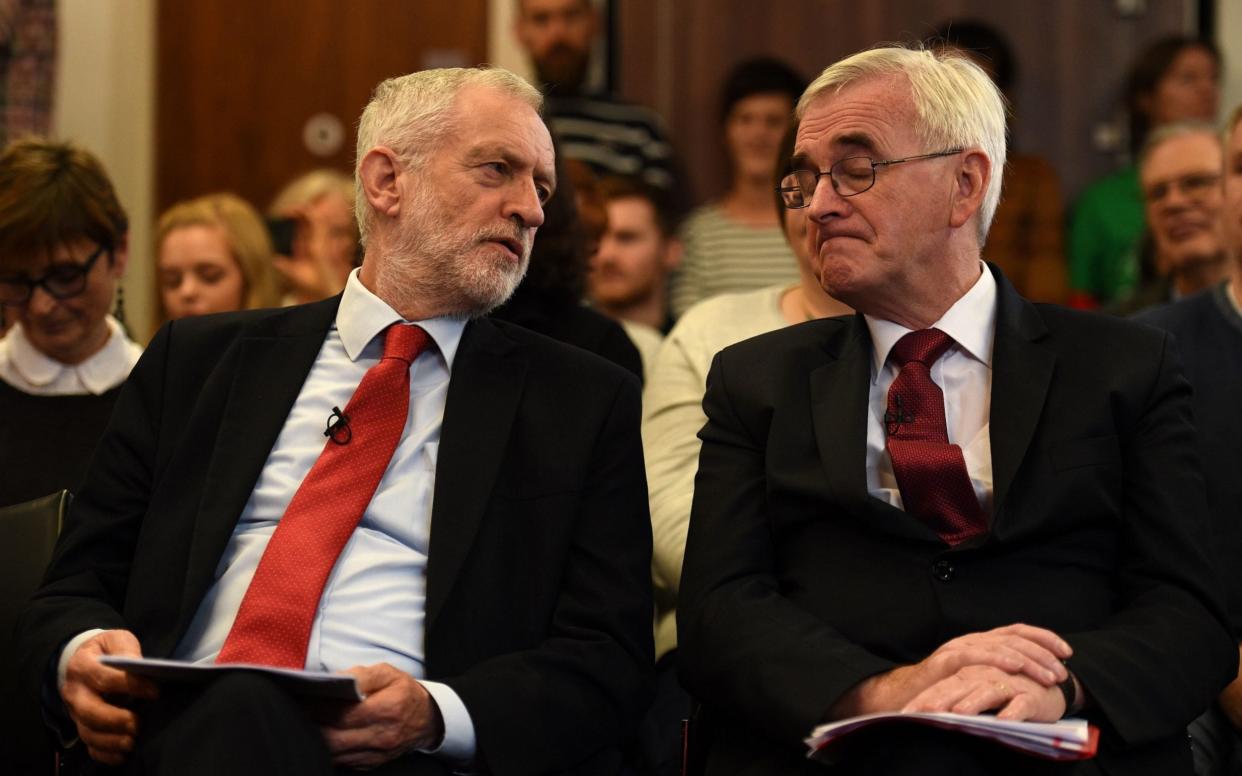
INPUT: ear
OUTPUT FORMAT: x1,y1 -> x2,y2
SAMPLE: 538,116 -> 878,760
662,236 -> 683,272
359,147 -> 403,227
109,232 -> 130,277
948,149 -> 991,232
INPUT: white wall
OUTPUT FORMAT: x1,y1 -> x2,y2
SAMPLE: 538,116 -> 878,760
488,0 -> 535,81
53,0 -> 157,341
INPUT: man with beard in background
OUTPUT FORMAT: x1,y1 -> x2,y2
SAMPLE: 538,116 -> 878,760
17,66 -> 653,776
514,0 -> 677,193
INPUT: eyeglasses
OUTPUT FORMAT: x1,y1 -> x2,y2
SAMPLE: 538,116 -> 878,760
1143,172 -> 1221,204
0,244 -> 111,305
777,149 -> 964,209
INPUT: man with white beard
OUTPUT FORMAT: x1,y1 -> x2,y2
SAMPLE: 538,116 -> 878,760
17,66 -> 654,776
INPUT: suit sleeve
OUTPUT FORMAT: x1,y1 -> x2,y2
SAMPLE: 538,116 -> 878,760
16,323 -> 172,704
677,351 -> 895,743
442,373 -> 655,775
1067,331 -> 1237,745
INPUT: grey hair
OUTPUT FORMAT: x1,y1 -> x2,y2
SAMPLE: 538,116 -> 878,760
353,66 -> 543,245
1139,120 -> 1221,170
798,45 -> 1008,244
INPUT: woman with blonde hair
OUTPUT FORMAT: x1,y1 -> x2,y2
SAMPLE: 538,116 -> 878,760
155,192 -> 282,322
269,168 -> 360,303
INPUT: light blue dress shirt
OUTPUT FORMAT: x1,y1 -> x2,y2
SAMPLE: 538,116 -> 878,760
169,270 -> 476,764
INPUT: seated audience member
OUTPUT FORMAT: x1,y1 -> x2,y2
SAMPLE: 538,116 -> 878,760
1069,36 -> 1220,308
931,20 -> 1069,303
1137,104 -> 1242,776
269,169 -> 360,304
1111,121 -> 1228,315
588,176 -> 682,369
491,135 -> 643,381
514,0 -> 676,192
671,58 -> 806,317
0,138 -> 141,509
155,192 -> 283,322
638,123 -> 849,776
677,45 -> 1235,775
16,66 -> 653,775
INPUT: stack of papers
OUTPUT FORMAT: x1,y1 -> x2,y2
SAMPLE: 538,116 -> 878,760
805,712 -> 1098,762
100,656 -> 364,702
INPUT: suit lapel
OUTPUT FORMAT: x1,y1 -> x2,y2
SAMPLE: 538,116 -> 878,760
809,316 -> 872,511
177,299 -> 340,632
425,318 -> 526,632
987,267 -> 1056,532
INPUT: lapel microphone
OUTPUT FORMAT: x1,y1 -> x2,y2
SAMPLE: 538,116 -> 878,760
324,406 -> 352,445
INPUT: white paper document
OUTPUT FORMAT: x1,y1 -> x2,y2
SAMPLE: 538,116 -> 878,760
100,656 -> 364,702
805,712 -> 1098,762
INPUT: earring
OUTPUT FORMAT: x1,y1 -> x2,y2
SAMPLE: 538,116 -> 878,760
114,283 -> 128,332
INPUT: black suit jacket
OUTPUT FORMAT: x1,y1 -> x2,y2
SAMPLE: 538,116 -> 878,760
677,267 -> 1236,775
17,297 -> 654,775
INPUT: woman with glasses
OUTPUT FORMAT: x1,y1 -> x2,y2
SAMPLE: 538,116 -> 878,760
0,138 -> 142,508
668,58 -> 806,319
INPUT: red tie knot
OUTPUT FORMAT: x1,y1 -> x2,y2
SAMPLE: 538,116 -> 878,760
382,323 -> 429,365
889,328 -> 954,368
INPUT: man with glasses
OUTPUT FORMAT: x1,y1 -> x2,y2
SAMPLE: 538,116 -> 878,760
1137,106 -> 1242,776
677,45 -> 1234,775
1111,121 -> 1229,315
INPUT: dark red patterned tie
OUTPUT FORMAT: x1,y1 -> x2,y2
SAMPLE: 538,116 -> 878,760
884,329 -> 987,545
217,323 -> 429,667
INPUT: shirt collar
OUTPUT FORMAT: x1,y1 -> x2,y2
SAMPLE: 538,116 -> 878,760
864,263 -> 997,383
336,269 -> 466,369
6,315 -> 141,395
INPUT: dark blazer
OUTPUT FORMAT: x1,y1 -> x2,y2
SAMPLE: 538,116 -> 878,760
17,297 -> 654,776
677,266 -> 1236,775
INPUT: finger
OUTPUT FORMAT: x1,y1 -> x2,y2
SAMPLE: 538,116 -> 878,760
951,680 -> 1013,716
85,745 -> 129,767
64,686 -> 140,736
933,644 -> 1027,677
903,675 -> 972,714
321,723 -> 379,755
997,692 -> 1038,721
343,664 -> 396,695
995,624 -> 1072,659
74,660 -> 155,701
992,638 -> 1069,684
79,726 -> 136,758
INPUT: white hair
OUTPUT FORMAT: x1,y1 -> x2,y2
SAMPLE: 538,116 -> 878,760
797,45 -> 1008,244
353,66 -> 543,245
1139,120 -> 1221,170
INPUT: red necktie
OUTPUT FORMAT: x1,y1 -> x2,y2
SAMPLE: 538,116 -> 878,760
217,323 -> 430,667
884,329 -> 987,546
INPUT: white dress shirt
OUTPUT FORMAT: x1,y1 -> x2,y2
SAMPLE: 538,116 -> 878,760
61,272 -> 477,767
0,315 -> 141,395
863,265 -> 997,516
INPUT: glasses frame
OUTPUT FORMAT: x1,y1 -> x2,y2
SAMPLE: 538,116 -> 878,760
0,243 -> 111,306
1142,172 -> 1222,205
778,148 -> 964,209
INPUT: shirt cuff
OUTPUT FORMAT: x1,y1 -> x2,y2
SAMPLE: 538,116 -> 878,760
58,629 -> 106,689
419,680 -> 477,771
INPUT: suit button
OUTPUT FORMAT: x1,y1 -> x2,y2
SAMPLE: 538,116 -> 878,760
933,560 -> 955,582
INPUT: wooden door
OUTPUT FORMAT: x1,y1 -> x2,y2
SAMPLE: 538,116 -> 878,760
157,0 -> 488,213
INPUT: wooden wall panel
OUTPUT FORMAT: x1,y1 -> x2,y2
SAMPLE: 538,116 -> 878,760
157,0 -> 487,213
617,0 -> 1193,206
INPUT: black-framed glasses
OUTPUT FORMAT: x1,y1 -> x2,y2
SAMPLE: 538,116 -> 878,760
777,149 -> 964,209
0,244 -> 111,305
